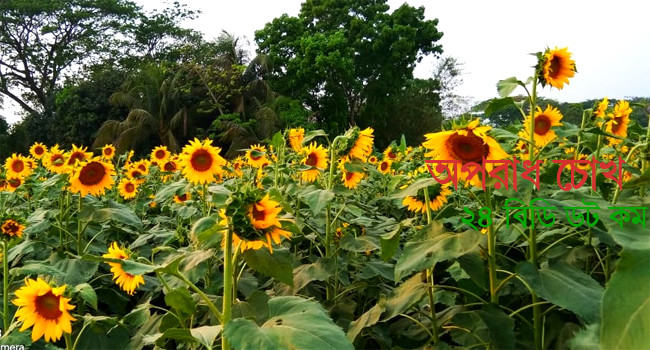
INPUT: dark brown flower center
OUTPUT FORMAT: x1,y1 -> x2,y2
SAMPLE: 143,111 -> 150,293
163,162 -> 176,172
346,172 -> 355,181
387,151 -> 396,159
611,117 -> 624,134
11,160 -> 24,173
36,291 -> 63,320
52,154 -> 64,166
191,150 -> 213,171
380,162 -> 389,171
79,162 -> 106,186
305,152 -> 318,167
177,193 -> 188,201
252,205 -> 266,221
34,146 -> 45,155
125,183 -> 135,193
155,150 -> 166,159
104,148 -> 113,156
68,151 -> 86,165
8,178 -> 21,187
549,56 -> 562,79
534,115 -> 552,135
2,220 -> 20,234
447,131 -> 487,164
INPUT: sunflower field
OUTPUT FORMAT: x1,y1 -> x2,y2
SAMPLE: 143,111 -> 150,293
1,47 -> 649,350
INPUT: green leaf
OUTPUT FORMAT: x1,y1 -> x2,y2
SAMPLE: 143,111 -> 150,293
190,326 -> 222,349
394,227 -> 484,281
517,261 -> 603,323
380,224 -> 401,261
191,215 -> 224,249
302,129 -> 328,145
121,259 -> 160,275
270,131 -> 285,149
300,186 -> 335,216
80,201 -> 142,229
600,249 -> 650,349
224,296 -> 353,350
75,283 -> 98,310
165,288 -> 197,318
569,324 -> 600,350
155,179 -> 190,203
450,305 -> 514,349
293,258 -> 335,293
390,178 -> 439,199
484,97 -> 515,117
10,262 -> 65,277
496,77 -> 523,97
382,274 -> 429,320
243,248 -> 294,287
622,168 -> 650,189
346,297 -> 386,342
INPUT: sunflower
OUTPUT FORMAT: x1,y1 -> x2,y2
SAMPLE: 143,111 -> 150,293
179,138 -> 226,184
368,155 -> 378,164
378,159 -> 392,174
0,178 -> 7,192
101,144 -> 116,160
348,127 -> 374,161
43,146 -> 68,174
69,158 -> 115,197
125,165 -> 146,183
118,178 -> 138,200
288,127 -> 305,152
65,144 -> 92,167
1,218 -> 25,238
383,146 -> 400,161
12,278 -> 76,342
402,185 -> 451,213
300,142 -> 328,182
5,177 -> 22,192
248,194 -> 283,230
539,47 -> 576,89
606,100 -> 632,146
339,156 -> 365,189
29,142 -> 48,159
173,192 -> 191,203
228,156 -> 246,178
4,154 -> 32,179
103,242 -> 145,295
246,144 -> 269,168
161,157 -> 179,173
524,105 -> 563,147
422,119 -> 509,187
594,97 -> 608,119
151,145 -> 171,164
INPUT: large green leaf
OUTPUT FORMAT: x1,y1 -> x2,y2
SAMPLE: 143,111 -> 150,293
243,247 -> 294,287
600,249 -> 650,349
517,261 -> 603,323
496,77 -> 524,97
79,201 -> 142,229
394,227 -> 484,281
300,186 -> 335,216
224,296 -> 353,350
390,178 -> 438,199
484,97 -> 515,117
292,258 -> 334,293
450,305 -> 514,349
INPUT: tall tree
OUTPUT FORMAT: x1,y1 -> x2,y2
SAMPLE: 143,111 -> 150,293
255,0 -> 443,134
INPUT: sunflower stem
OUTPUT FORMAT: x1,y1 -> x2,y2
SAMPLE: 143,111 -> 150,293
222,220 -> 234,350
484,188 -> 498,304
77,194 -> 83,256
324,137 -> 341,301
422,188 -> 439,343
2,240 -> 9,332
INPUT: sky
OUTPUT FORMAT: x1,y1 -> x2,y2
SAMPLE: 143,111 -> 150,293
3,0 -> 650,124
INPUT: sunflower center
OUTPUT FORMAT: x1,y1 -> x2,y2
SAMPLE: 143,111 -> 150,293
191,150 -> 213,171
2,221 -> 19,234
305,152 -> 318,167
177,193 -> 188,201
250,151 -> 262,161
346,172 -> 355,181
534,116 -> 552,135
104,149 -> 113,156
11,160 -> 24,173
125,183 -> 135,193
8,178 -> 21,187
131,170 -> 142,178
163,162 -> 176,172
35,291 -> 63,320
549,56 -> 562,78
252,205 -> 266,221
611,117 -> 624,133
380,162 -> 389,171
137,164 -> 147,172
447,132 -> 486,164
34,146 -> 45,155
79,162 -> 106,186
52,154 -> 64,166
155,150 -> 166,159
68,152 -> 86,165
388,151 -> 396,159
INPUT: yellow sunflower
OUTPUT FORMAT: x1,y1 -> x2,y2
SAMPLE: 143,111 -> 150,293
1,218 -> 25,238
5,177 -> 22,192
383,146 -> 400,161
179,138 -> 226,184
151,145 -> 171,164
402,185 -> 451,213
422,119 -> 509,187
103,242 -> 145,295
173,192 -> 191,204
69,158 -> 115,197
42,145 -> 67,174
161,157 -> 179,173
348,127 -> 374,161
594,97 -> 608,119
368,155 -> 378,164
524,105 -> 563,147
228,156 -> 246,178
288,127 -> 305,152
300,142 -> 328,182
29,142 -> 48,159
378,159 -> 392,174
101,144 -> 116,160
65,144 -> 92,167
125,165 -> 146,183
248,194 -> 283,230
4,154 -> 32,179
118,178 -> 138,200
12,278 -> 76,342
246,144 -> 269,168
539,47 -> 576,89
606,100 -> 632,146
341,169 -> 364,189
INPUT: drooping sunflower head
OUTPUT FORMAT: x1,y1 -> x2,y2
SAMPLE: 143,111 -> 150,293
65,144 -> 92,167
301,142 -> 328,182
101,144 -> 116,160
339,157 -> 365,189
43,145 -> 67,174
245,144 -> 269,168
594,97 -> 609,119
346,127 -> 374,162
118,178 -> 138,200
1,218 -> 26,238
69,158 -> 115,197
606,100 -> 633,145
524,105 -> 563,147
29,142 -> 48,159
102,242 -> 145,295
151,145 -> 171,164
288,127 -> 305,152
179,138 -> 226,184
248,194 -> 283,230
4,153 -> 31,179
12,277 -> 76,342
538,47 -> 576,90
